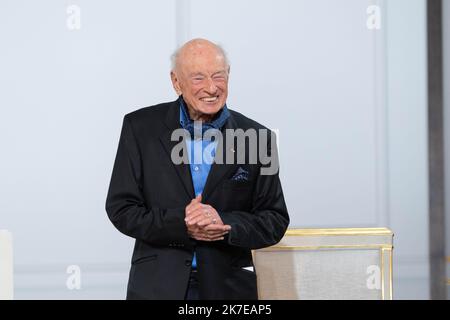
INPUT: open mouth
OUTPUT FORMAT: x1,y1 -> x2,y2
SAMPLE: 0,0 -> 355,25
200,96 -> 219,103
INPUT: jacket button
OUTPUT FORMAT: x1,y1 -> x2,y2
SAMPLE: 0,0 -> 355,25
185,260 -> 192,266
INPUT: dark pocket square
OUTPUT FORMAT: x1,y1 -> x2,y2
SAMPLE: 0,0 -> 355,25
231,167 -> 249,181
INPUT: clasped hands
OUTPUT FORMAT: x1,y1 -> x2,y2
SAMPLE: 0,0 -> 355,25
185,194 -> 231,241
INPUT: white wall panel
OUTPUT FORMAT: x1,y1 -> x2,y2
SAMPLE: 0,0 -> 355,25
187,0 -> 384,227
0,0 -> 177,299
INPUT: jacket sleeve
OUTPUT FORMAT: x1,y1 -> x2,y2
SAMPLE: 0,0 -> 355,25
105,115 -> 191,246
219,131 -> 290,249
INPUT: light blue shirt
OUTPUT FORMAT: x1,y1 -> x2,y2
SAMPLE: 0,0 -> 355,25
186,139 -> 216,269
179,96 -> 230,269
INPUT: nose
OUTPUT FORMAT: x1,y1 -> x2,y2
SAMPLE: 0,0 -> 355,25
205,77 -> 218,94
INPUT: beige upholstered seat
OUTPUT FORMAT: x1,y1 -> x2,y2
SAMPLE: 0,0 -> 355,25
253,228 -> 393,300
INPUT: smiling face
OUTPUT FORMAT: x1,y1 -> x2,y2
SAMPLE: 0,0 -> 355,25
170,39 -> 230,122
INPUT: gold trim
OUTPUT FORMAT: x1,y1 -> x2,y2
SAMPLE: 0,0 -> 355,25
380,247 -> 393,300
251,249 -> 261,298
381,248 -> 385,300
260,244 -> 393,251
389,248 -> 393,299
284,227 -> 393,237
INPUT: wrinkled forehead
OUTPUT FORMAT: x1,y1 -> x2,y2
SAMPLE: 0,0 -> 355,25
178,46 -> 228,74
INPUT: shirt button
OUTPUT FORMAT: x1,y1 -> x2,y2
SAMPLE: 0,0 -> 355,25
194,166 -> 199,171
185,260 -> 192,266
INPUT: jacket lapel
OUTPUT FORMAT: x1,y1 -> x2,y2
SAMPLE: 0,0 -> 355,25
201,114 -> 240,202
159,100 -> 195,199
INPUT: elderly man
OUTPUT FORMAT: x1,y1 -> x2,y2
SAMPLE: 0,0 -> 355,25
106,38 -> 289,300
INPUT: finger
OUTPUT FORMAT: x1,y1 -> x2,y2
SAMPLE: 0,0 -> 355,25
193,207 -> 219,227
187,226 -> 200,234
186,207 -> 212,225
186,203 -> 216,221
185,201 -> 195,212
186,203 -> 208,218
205,228 -> 229,234
204,224 -> 231,232
190,193 -> 202,202
188,193 -> 202,205
196,216 -> 214,227
186,202 -> 203,216
195,211 -> 223,227
192,228 -> 228,238
193,235 -> 225,242
206,230 -> 229,237
191,229 -> 218,238
187,214 -> 211,227
185,194 -> 203,214
185,206 -> 205,223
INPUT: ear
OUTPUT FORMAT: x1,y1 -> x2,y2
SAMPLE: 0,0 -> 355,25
170,71 -> 182,96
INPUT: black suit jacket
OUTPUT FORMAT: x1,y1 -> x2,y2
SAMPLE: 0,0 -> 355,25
105,98 -> 289,299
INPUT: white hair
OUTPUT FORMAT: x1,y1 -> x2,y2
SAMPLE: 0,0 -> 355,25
170,41 -> 230,72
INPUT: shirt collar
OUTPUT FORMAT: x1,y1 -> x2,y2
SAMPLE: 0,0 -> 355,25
179,96 -> 230,130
